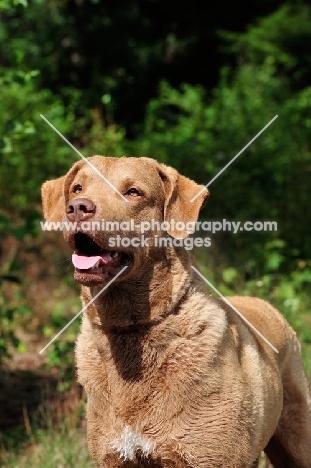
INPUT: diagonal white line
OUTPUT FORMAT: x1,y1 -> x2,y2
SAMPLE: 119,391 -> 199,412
190,115 -> 278,202
39,266 -> 128,354
191,266 -> 279,353
40,114 -> 128,202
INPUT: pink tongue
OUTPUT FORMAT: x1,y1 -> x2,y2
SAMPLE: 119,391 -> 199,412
72,253 -> 111,269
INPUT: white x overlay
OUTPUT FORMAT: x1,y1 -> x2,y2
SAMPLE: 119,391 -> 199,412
40,114 -> 279,354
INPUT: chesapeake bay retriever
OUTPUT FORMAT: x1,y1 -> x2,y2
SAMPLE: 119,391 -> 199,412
41,156 -> 311,467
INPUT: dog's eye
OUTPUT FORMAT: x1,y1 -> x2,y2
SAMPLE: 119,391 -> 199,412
73,184 -> 83,194
125,188 -> 141,198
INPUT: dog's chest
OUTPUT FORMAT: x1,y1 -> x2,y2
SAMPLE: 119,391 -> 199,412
111,426 -> 154,461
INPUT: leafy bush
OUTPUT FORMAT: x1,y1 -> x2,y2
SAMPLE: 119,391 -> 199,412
131,61 -> 311,265
0,78 -> 76,214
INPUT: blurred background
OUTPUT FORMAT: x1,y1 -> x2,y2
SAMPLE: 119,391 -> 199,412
0,0 -> 311,466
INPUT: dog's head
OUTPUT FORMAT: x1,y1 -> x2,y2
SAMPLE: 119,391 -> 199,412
41,156 -> 208,286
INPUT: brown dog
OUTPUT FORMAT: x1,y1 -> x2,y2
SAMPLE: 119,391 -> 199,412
41,156 -> 311,467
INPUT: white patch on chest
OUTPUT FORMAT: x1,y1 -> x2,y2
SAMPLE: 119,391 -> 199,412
111,426 -> 153,461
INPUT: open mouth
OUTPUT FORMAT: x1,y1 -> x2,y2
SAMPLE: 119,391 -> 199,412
71,232 -> 133,285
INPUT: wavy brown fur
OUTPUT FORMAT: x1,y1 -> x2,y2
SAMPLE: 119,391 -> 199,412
42,156 -> 311,467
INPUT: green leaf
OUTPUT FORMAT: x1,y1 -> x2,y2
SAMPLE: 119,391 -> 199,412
222,267 -> 238,284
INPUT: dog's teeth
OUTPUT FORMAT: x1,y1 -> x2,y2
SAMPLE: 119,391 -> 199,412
112,251 -> 119,258
94,260 -> 100,267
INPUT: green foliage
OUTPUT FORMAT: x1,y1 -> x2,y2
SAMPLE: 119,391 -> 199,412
0,212 -> 34,360
0,79 -> 77,214
132,58 -> 311,263
0,0 -> 27,10
0,279 -> 31,361
0,76 -> 128,217
220,4 -> 311,88
45,340 -> 76,385
0,0 -> 196,134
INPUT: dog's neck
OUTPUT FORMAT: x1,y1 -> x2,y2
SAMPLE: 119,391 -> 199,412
79,247 -> 205,381
78,247 -> 211,382
81,246 -> 193,329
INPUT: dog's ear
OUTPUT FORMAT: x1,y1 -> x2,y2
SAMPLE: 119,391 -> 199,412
41,176 -> 66,224
158,164 -> 209,238
41,160 -> 85,225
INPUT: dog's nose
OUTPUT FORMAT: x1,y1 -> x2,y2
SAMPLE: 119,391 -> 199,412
66,198 -> 96,222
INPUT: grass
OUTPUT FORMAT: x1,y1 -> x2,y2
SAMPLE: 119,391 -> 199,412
0,372 -> 95,468
2,427 -> 95,468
